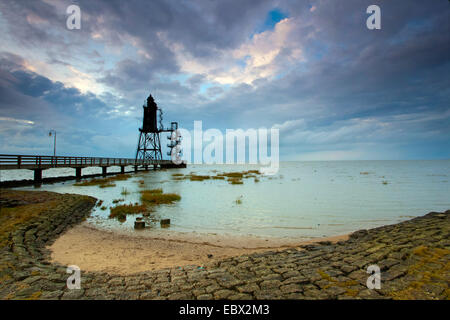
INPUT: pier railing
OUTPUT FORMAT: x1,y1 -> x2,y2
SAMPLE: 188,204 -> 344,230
0,154 -> 172,170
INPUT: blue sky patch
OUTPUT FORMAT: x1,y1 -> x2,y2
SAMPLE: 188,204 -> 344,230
255,8 -> 288,34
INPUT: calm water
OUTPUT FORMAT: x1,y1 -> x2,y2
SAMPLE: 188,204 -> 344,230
3,160 -> 449,240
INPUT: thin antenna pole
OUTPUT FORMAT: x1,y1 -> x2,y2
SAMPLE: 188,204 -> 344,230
54,131 -> 56,157
49,129 -> 56,157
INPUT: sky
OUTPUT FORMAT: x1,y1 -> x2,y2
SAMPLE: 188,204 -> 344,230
0,0 -> 449,161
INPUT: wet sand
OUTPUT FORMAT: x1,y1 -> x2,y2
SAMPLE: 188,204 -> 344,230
48,222 -> 348,275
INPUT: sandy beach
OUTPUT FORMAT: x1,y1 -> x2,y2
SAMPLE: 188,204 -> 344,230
48,222 -> 348,275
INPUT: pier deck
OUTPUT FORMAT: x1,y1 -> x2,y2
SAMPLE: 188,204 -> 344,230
0,154 -> 185,182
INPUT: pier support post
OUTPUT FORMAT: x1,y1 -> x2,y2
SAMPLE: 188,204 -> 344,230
33,169 -> 42,183
134,165 -> 138,172
153,165 -> 157,170
102,166 -> 107,176
75,167 -> 82,179
144,165 -> 148,171
120,166 -> 125,174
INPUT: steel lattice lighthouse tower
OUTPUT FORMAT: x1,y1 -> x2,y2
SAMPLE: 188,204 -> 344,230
135,94 -> 185,168
136,95 -> 161,162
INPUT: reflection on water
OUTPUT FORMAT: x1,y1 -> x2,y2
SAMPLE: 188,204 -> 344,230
5,160 -> 450,240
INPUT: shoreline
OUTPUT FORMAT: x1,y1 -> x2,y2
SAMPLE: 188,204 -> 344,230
0,169 -> 137,188
48,222 -> 349,275
1,189 -> 448,300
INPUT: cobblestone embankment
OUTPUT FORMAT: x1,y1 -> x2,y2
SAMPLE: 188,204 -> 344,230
0,190 -> 448,300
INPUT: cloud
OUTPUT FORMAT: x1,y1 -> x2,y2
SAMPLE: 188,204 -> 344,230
0,117 -> 35,125
0,52 -> 138,156
273,119 -> 306,132
0,0 -> 448,160
166,17 -> 304,85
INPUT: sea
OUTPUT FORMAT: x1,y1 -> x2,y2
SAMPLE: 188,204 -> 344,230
1,160 -> 449,241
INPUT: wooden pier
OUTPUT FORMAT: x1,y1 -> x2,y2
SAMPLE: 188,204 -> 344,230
0,154 -> 186,182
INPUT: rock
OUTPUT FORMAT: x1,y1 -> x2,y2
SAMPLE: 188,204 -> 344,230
168,292 -> 193,300
357,289 -> 382,299
422,283 -> 445,296
197,293 -> 214,300
350,229 -> 368,239
383,269 -> 406,281
217,279 -> 243,289
280,284 -> 302,294
15,286 -> 39,298
139,291 -> 159,299
134,221 -> 145,229
205,284 -> 221,294
22,276 -> 42,285
261,273 -> 282,281
228,293 -> 253,300
379,258 -> 401,271
287,292 -> 305,299
254,289 -> 283,300
41,290 -> 63,300
13,271 -> 30,281
213,289 -> 234,299
323,286 -> 347,298
282,276 -> 309,285
160,219 -> 171,227
61,289 -> 85,300
340,265 -> 357,274
260,280 -> 282,290
237,283 -> 259,293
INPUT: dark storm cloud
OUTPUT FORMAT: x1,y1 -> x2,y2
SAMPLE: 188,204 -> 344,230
0,0 -> 62,45
0,59 -> 106,118
78,0 -> 274,55
189,0 -> 450,123
0,0 -> 275,80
